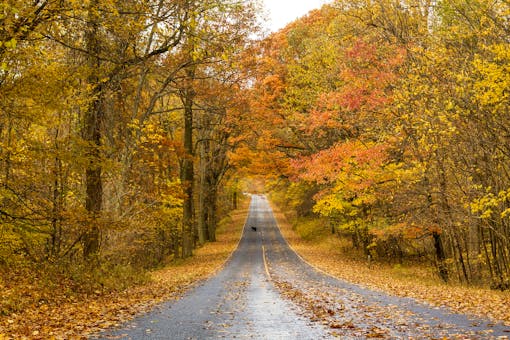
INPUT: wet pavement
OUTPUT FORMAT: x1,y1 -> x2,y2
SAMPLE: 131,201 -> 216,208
98,195 -> 510,339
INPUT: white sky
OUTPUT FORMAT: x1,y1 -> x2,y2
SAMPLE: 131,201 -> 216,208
262,0 -> 328,32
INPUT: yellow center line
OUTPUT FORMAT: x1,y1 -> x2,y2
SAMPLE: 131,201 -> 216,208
262,245 -> 271,278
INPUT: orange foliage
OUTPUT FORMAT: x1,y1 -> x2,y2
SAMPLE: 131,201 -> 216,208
292,141 -> 388,186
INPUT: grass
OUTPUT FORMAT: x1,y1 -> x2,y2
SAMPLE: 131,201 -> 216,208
0,201 -> 248,339
271,204 -> 510,326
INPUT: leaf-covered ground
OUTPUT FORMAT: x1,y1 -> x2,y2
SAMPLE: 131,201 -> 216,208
271,207 -> 510,327
0,205 -> 247,340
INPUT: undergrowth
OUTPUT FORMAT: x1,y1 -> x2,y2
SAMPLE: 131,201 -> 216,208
0,200 -> 249,338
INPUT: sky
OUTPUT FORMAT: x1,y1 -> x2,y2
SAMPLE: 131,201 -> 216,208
262,0 -> 328,32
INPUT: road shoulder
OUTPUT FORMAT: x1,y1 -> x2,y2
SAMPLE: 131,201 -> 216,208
270,203 -> 510,326
0,203 -> 248,339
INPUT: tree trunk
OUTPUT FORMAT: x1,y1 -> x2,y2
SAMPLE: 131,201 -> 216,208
232,189 -> 238,210
180,68 -> 195,258
480,225 -> 495,281
433,231 -> 449,282
82,0 -> 103,260
207,188 -> 217,242
454,231 -> 469,283
197,128 -> 210,245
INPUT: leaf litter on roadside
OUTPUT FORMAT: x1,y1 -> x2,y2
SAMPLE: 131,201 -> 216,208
272,207 -> 510,327
265,207 -> 510,339
0,207 -> 248,339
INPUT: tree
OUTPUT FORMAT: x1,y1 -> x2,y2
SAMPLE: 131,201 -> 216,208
245,0 -> 510,288
0,0 -> 261,268
44,0 -> 191,259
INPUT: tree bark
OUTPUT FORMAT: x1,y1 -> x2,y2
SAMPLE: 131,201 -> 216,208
82,0 -> 103,259
198,135 -> 210,245
180,68 -> 195,258
433,231 -> 449,283
207,188 -> 217,242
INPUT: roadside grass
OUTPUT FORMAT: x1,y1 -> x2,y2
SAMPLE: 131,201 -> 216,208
0,201 -> 248,339
271,205 -> 510,325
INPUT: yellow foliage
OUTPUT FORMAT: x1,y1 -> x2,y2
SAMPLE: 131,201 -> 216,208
473,44 -> 510,107
471,188 -> 510,220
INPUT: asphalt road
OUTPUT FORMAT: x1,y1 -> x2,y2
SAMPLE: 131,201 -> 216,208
99,195 -> 510,339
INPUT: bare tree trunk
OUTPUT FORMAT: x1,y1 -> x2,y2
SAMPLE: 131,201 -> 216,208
232,189 -> 238,210
197,135 -> 210,245
433,231 -> 449,282
454,232 -> 469,283
180,68 -> 195,258
207,188 -> 217,242
82,0 -> 103,259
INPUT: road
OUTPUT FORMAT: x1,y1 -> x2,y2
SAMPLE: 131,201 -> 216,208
99,195 -> 509,339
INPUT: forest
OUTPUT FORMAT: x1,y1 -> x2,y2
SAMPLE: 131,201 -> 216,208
1,0 -> 509,335
244,0 -> 510,289
1,0 -> 258,268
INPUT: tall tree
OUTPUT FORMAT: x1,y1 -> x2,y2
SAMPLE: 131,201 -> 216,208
244,0 -> 510,287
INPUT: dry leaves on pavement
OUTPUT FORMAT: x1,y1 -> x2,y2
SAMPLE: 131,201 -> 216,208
271,207 -> 510,326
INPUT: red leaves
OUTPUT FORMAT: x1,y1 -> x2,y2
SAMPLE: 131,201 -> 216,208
292,141 -> 388,186
336,39 -> 401,112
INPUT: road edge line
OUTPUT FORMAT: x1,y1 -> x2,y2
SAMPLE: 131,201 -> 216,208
202,196 -> 253,279
267,201 -> 342,283
223,197 -> 252,265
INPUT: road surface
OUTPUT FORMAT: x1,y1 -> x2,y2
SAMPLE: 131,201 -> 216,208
99,195 -> 509,339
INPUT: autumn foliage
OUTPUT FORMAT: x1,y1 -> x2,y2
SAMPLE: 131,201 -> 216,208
1,0 -> 510,336
0,0 -> 261,327
240,0 -> 510,289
